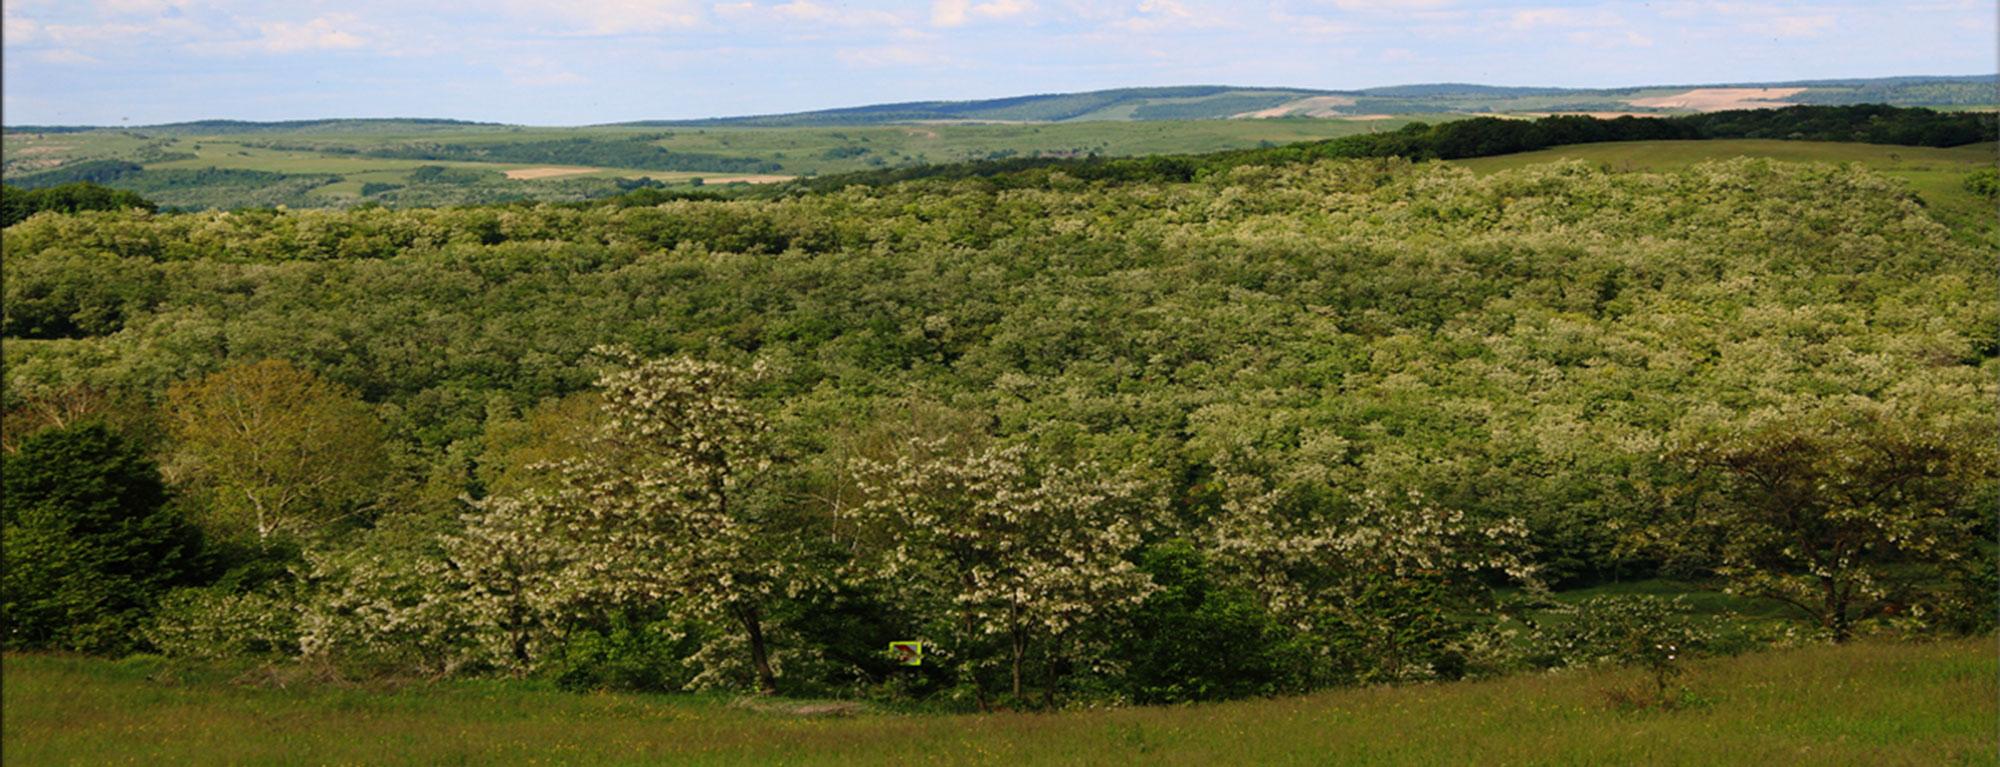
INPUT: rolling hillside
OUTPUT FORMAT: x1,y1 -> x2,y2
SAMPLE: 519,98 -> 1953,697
621,74 -> 1995,127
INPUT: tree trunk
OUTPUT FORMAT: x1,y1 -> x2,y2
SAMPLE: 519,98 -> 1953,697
739,604 -> 778,694
1011,631 -> 1025,701
1010,603 -> 1026,700
1821,576 -> 1850,643
1042,641 -> 1058,710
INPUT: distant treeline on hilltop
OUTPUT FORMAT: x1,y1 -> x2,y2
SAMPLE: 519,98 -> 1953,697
780,104 -> 1998,193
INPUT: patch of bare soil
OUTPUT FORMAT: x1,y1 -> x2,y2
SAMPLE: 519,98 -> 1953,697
730,697 -> 868,717
1523,111 -> 1665,119
504,166 -> 599,180
1625,88 -> 1805,111
695,174 -> 795,184
1233,95 -> 1358,119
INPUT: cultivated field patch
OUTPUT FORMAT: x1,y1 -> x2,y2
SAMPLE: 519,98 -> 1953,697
503,166 -> 600,180
1626,87 -> 1805,111
1234,95 -> 1358,119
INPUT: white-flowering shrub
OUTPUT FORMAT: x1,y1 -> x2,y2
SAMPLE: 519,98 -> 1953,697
848,440 -> 1158,705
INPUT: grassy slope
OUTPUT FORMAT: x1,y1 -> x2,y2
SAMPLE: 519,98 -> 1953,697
4,639 -> 1992,765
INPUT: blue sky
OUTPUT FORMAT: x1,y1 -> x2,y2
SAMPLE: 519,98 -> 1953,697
2,0 -> 1993,125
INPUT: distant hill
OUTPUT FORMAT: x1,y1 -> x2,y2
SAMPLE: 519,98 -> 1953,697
5,118 -> 503,135
5,76 -> 1989,133
612,74 -> 1995,127
617,86 -> 1342,127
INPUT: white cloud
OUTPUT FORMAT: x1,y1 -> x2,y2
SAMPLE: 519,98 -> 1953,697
2,13 -> 40,46
1269,10 -> 1353,37
96,0 -> 192,14
1769,14 -> 1832,37
836,44 -> 945,66
1567,28 -> 1654,48
1111,0 -> 1225,32
1326,0 -> 1455,10
716,0 -> 912,29
932,0 -> 1032,28
1507,7 -> 1623,30
514,0 -> 705,34
34,48 -> 101,63
246,16 -> 367,52
504,56 -> 588,86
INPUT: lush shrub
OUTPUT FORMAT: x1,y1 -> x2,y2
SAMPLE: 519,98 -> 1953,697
1527,596 -> 1712,678
1,422 -> 204,653
540,611 -> 702,693
146,587 -> 300,660
1964,168 -> 1999,200
2,182 -> 155,227
1119,541 -> 1306,703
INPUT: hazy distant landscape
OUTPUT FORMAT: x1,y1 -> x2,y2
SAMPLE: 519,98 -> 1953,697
3,0 -> 1996,761
4,74 -> 1992,211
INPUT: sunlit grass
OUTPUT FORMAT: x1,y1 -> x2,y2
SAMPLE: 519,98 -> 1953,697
5,638 -> 1991,765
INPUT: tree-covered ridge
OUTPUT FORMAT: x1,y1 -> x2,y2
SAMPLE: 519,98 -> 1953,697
1,182 -> 155,227
613,76 -> 1996,126
3,157 -> 1992,701
780,105 -> 1998,192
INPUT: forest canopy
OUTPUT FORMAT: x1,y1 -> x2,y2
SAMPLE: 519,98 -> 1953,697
2,153 -> 1993,705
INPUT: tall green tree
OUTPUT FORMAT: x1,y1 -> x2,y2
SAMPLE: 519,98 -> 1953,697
165,360 -> 388,545
2,422 -> 202,652
1668,397 -> 1995,642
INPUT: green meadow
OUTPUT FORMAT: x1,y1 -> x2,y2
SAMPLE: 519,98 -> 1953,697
4,639 -> 1991,766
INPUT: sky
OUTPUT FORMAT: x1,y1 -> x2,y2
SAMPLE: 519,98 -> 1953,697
2,0 -> 1993,125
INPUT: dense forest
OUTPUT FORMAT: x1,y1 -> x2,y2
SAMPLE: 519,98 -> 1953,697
1,182 -> 155,227
3,150 -> 1994,707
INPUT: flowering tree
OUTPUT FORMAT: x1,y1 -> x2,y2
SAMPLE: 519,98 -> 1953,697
1204,463 -> 1537,684
466,349 -> 796,692
848,440 -> 1157,707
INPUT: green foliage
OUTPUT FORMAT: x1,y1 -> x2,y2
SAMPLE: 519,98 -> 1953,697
1119,541 -> 1306,703
1529,596 -> 1711,672
146,586 -> 300,660
363,136 -> 781,174
2,182 -> 156,227
8,160 -> 145,188
1665,398 -> 1995,642
0,153 -> 1990,698
1964,168 -> 1999,200
540,611 -> 701,692
405,165 -> 494,185
788,105 -> 1994,193
1,243 -> 164,338
1529,596 -> 1713,709
1,423 -> 203,653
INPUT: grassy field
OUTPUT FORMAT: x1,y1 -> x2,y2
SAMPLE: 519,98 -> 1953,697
4,639 -> 1992,765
